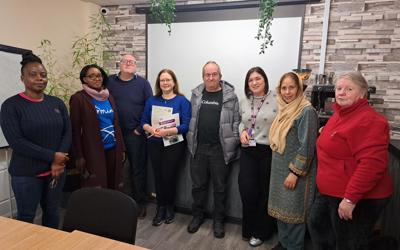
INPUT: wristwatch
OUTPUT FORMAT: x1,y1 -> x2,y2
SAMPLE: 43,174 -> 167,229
344,198 -> 354,204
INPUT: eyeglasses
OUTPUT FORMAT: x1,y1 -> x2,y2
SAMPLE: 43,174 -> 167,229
160,79 -> 173,83
204,72 -> 219,79
120,59 -> 137,66
85,74 -> 103,80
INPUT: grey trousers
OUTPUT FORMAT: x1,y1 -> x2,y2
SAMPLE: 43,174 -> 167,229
277,220 -> 306,250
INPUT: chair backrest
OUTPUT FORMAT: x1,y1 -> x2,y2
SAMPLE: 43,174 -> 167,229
62,187 -> 138,244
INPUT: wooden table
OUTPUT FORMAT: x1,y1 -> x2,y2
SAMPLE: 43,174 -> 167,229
0,216 -> 148,250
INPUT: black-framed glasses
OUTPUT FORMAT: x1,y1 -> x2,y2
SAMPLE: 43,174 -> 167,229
120,59 -> 136,65
85,74 -> 103,80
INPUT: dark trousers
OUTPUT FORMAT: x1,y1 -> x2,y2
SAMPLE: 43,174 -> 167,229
11,172 -> 66,228
147,139 -> 186,206
105,147 -> 116,189
123,132 -> 147,204
308,191 -> 390,250
190,143 -> 228,222
239,144 -> 275,240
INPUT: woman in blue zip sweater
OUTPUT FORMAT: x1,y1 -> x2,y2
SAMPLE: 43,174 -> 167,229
0,52 -> 71,228
141,69 -> 191,226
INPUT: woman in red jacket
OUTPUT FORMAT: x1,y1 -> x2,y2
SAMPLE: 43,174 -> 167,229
308,71 -> 393,250
70,64 -> 124,189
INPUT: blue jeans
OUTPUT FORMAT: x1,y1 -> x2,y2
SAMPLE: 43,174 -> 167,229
11,172 -> 65,228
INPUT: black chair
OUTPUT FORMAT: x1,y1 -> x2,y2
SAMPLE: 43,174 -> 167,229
63,187 -> 138,244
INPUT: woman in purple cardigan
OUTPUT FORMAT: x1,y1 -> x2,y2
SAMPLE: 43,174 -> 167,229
69,64 -> 124,189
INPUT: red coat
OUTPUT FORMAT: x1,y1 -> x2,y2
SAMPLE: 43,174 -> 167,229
70,90 -> 124,189
316,98 -> 393,203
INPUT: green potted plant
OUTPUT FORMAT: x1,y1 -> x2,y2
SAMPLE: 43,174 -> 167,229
37,11 -> 114,106
256,0 -> 276,54
149,0 -> 276,53
150,0 -> 176,35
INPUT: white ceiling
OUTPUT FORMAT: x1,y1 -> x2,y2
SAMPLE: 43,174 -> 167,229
81,0 -> 148,7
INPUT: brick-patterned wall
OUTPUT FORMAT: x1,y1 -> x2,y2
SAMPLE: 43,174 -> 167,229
103,0 -> 400,127
302,0 -> 400,128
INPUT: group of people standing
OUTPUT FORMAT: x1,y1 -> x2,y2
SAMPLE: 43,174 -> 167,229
0,51 -> 394,250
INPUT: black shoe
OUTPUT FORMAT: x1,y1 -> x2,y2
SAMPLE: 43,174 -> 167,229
138,205 -> 147,219
213,221 -> 225,238
187,216 -> 204,233
271,242 -> 287,250
165,205 -> 175,224
152,206 -> 166,226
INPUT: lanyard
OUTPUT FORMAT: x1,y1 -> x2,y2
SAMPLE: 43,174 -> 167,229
249,95 -> 266,136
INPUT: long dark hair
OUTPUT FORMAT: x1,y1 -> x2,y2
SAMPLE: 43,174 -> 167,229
154,69 -> 184,97
244,66 -> 269,98
79,64 -> 108,88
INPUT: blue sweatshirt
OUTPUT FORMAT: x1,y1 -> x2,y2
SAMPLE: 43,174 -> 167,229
107,74 -> 153,134
0,94 -> 71,176
141,95 -> 191,140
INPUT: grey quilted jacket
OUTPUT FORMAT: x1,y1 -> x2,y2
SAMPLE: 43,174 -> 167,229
186,80 -> 240,164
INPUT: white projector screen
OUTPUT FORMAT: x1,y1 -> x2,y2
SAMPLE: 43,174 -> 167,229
148,7 -> 303,100
0,46 -> 28,148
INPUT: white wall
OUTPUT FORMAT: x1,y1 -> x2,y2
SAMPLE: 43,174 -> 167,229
148,17 -> 302,100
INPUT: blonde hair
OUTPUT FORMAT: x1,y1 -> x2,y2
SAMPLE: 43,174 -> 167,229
337,72 -> 368,97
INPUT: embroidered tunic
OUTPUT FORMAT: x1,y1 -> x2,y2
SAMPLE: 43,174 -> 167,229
268,106 -> 318,224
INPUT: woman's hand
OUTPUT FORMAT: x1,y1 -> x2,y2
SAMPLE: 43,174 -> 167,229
338,199 -> 356,220
54,152 -> 69,165
144,124 -> 162,138
240,130 -> 250,145
152,128 -> 163,138
284,172 -> 298,190
51,163 -> 65,177
156,128 -> 171,137
51,152 -> 69,177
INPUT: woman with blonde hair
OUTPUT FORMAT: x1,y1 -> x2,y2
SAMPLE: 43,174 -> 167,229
268,72 -> 318,250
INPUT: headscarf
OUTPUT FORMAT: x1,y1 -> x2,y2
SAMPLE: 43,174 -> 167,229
269,73 -> 311,154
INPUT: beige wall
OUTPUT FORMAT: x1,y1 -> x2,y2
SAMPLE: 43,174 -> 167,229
0,0 -> 100,71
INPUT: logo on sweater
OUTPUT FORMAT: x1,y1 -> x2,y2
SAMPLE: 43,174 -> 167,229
54,108 -> 60,113
201,100 -> 219,105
